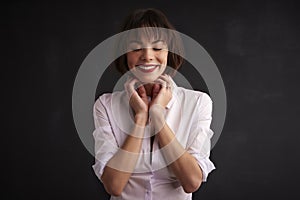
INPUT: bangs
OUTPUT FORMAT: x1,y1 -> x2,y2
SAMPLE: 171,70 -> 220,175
120,9 -> 173,48
125,27 -> 169,46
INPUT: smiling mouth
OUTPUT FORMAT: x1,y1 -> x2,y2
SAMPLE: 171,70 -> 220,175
136,65 -> 159,73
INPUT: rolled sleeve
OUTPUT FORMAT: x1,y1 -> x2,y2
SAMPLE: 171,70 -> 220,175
92,97 -> 118,182
188,140 -> 216,182
187,93 -> 216,182
187,128 -> 216,182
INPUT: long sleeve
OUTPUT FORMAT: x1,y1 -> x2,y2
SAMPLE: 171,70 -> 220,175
92,95 -> 119,182
186,93 -> 216,181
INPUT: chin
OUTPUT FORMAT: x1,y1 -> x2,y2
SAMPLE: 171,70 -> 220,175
136,76 -> 158,83
131,72 -> 161,83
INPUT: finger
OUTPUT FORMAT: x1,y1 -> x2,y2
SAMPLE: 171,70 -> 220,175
159,74 -> 172,88
134,81 -> 144,91
159,74 -> 170,82
124,76 -> 134,89
137,85 -> 147,98
125,78 -> 140,98
152,83 -> 160,99
155,79 -> 171,91
154,78 -> 167,88
128,78 -> 140,90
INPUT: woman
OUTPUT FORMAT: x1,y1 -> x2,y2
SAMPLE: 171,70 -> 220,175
92,8 -> 215,200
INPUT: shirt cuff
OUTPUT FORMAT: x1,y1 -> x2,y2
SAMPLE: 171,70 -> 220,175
92,152 -> 115,182
194,156 -> 216,182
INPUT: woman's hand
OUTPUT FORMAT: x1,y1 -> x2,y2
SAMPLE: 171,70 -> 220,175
124,77 -> 149,124
150,74 -> 173,108
148,74 -> 172,130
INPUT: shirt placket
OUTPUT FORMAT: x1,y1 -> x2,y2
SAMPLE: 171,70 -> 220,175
144,119 -> 154,200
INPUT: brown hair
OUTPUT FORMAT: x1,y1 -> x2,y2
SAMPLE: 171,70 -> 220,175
114,8 -> 184,76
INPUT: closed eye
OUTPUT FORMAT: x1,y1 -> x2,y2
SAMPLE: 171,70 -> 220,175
132,48 -> 142,52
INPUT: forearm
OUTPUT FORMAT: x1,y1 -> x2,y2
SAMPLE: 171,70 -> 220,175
101,115 -> 146,196
157,124 -> 203,193
150,104 -> 203,193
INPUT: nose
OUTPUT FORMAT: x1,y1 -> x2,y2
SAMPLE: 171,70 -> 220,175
141,48 -> 154,61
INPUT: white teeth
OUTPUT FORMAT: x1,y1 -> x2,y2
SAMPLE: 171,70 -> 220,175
137,65 -> 158,70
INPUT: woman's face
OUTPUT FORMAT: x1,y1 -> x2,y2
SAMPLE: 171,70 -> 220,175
126,37 -> 168,83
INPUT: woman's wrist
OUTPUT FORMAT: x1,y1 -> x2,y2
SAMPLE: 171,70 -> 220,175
149,104 -> 165,119
134,112 -> 148,126
149,104 -> 166,131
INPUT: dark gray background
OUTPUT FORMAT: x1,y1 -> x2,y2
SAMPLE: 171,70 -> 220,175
4,0 -> 300,199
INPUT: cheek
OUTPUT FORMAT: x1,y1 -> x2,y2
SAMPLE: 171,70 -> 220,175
126,54 -> 136,68
158,52 -> 168,64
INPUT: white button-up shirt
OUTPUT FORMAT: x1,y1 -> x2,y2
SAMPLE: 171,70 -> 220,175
92,79 -> 215,200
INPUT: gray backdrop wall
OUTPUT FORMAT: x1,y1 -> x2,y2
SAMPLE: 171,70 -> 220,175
4,0 -> 300,199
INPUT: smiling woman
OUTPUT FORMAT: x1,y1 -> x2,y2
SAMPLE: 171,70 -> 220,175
92,8 -> 216,200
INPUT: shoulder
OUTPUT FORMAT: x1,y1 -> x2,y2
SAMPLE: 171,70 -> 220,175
175,87 -> 212,106
94,91 -> 127,110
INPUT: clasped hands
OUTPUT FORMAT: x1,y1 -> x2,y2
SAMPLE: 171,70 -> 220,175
124,74 -> 173,128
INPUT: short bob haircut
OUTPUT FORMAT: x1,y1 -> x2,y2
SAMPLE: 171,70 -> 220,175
114,8 -> 184,76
